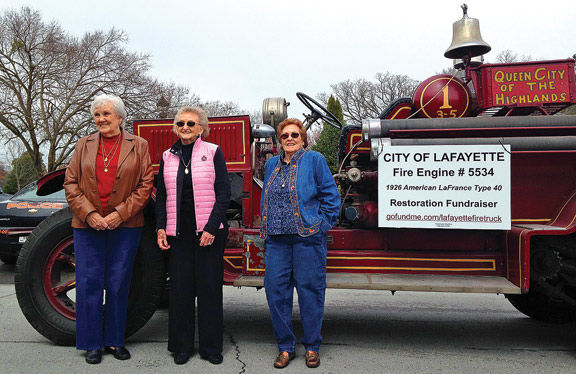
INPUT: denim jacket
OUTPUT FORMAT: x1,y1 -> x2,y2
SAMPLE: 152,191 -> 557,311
260,148 -> 341,238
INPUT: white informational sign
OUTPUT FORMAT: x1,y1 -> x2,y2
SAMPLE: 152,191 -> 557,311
378,145 -> 511,230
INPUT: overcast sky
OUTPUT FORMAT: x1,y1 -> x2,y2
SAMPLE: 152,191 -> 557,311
1,0 -> 575,120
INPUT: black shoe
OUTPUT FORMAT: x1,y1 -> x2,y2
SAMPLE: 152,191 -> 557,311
104,346 -> 131,360
201,353 -> 223,365
173,352 -> 191,365
85,349 -> 102,364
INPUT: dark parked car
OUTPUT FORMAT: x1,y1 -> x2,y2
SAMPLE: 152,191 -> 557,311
0,180 -> 68,264
0,186 -> 12,201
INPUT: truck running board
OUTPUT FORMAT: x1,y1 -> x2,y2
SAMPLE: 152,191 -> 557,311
233,274 -> 521,294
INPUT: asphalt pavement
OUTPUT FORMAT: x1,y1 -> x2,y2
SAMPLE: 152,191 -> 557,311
1,262 -> 576,373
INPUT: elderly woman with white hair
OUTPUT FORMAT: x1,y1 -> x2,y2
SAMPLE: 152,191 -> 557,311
64,94 -> 154,364
155,106 -> 231,365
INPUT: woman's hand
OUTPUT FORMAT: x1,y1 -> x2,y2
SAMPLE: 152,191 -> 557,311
157,229 -> 170,250
104,211 -> 123,230
86,212 -> 108,230
199,231 -> 215,247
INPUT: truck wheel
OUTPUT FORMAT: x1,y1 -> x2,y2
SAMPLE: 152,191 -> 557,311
15,207 -> 165,346
506,236 -> 576,323
506,292 -> 576,323
0,254 -> 17,265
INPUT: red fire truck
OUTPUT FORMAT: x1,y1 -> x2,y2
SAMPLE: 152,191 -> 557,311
14,7 -> 576,346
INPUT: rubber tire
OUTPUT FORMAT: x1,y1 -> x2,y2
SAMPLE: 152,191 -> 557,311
15,207 -> 166,346
0,254 -> 17,265
506,291 -> 576,323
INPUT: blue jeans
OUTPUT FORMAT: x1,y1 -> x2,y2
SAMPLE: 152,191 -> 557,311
74,227 -> 142,350
264,233 -> 327,353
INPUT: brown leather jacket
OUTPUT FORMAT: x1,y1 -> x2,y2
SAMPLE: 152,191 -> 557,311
64,129 -> 154,228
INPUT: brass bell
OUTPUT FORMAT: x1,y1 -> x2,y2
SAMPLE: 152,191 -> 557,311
444,4 -> 491,59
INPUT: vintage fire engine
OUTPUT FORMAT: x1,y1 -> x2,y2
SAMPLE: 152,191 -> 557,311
14,5 -> 576,345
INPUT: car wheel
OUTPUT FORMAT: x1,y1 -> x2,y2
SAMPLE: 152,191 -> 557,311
15,207 -> 165,346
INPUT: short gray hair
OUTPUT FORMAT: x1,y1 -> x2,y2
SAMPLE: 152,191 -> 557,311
173,106 -> 210,138
90,94 -> 127,124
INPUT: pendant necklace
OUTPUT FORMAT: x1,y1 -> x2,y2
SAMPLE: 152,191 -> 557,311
280,155 -> 292,188
280,164 -> 289,188
100,134 -> 121,173
180,156 -> 191,174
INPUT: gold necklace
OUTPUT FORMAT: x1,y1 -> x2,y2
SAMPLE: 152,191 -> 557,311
100,134 -> 121,172
101,134 -> 121,161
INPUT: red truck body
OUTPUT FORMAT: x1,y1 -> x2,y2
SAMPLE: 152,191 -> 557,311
130,59 -> 576,304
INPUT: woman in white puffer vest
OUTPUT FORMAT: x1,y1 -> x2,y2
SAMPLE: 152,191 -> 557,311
155,106 -> 230,366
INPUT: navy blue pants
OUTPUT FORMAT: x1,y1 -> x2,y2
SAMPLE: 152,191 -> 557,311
264,233 -> 327,353
74,227 -> 141,350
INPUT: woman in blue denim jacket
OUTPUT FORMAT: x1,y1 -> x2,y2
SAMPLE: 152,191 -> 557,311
260,118 -> 340,369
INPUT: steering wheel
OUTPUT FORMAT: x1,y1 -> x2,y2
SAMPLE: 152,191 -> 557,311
296,92 -> 343,130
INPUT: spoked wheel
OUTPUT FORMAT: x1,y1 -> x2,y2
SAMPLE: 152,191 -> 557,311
42,236 -> 76,320
15,207 -> 165,345
296,92 -> 343,129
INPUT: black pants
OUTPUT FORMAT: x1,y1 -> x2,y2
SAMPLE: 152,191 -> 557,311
167,228 -> 226,356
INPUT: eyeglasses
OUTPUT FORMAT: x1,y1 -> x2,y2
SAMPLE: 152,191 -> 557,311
280,132 -> 300,140
176,121 -> 196,127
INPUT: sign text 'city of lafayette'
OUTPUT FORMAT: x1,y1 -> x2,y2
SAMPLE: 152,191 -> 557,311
378,145 -> 511,230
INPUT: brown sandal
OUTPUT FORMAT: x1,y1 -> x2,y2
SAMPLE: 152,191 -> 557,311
274,351 -> 295,369
305,350 -> 320,368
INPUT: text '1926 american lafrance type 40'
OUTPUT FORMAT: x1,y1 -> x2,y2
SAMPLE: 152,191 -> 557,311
14,5 -> 576,345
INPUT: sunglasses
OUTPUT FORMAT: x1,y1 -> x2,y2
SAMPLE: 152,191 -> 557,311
280,132 -> 300,140
176,121 -> 196,127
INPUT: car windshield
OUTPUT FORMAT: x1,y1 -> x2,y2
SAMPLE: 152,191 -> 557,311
12,182 -> 67,202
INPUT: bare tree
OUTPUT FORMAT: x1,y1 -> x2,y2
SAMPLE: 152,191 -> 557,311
0,161 -> 8,189
495,49 -> 533,63
0,7 -> 190,176
198,100 -> 242,116
126,80 -> 192,122
248,110 -> 262,124
306,124 -> 322,148
438,66 -> 458,76
318,72 -> 419,124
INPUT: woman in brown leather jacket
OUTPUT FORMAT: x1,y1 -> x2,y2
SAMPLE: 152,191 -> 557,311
64,94 -> 154,364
